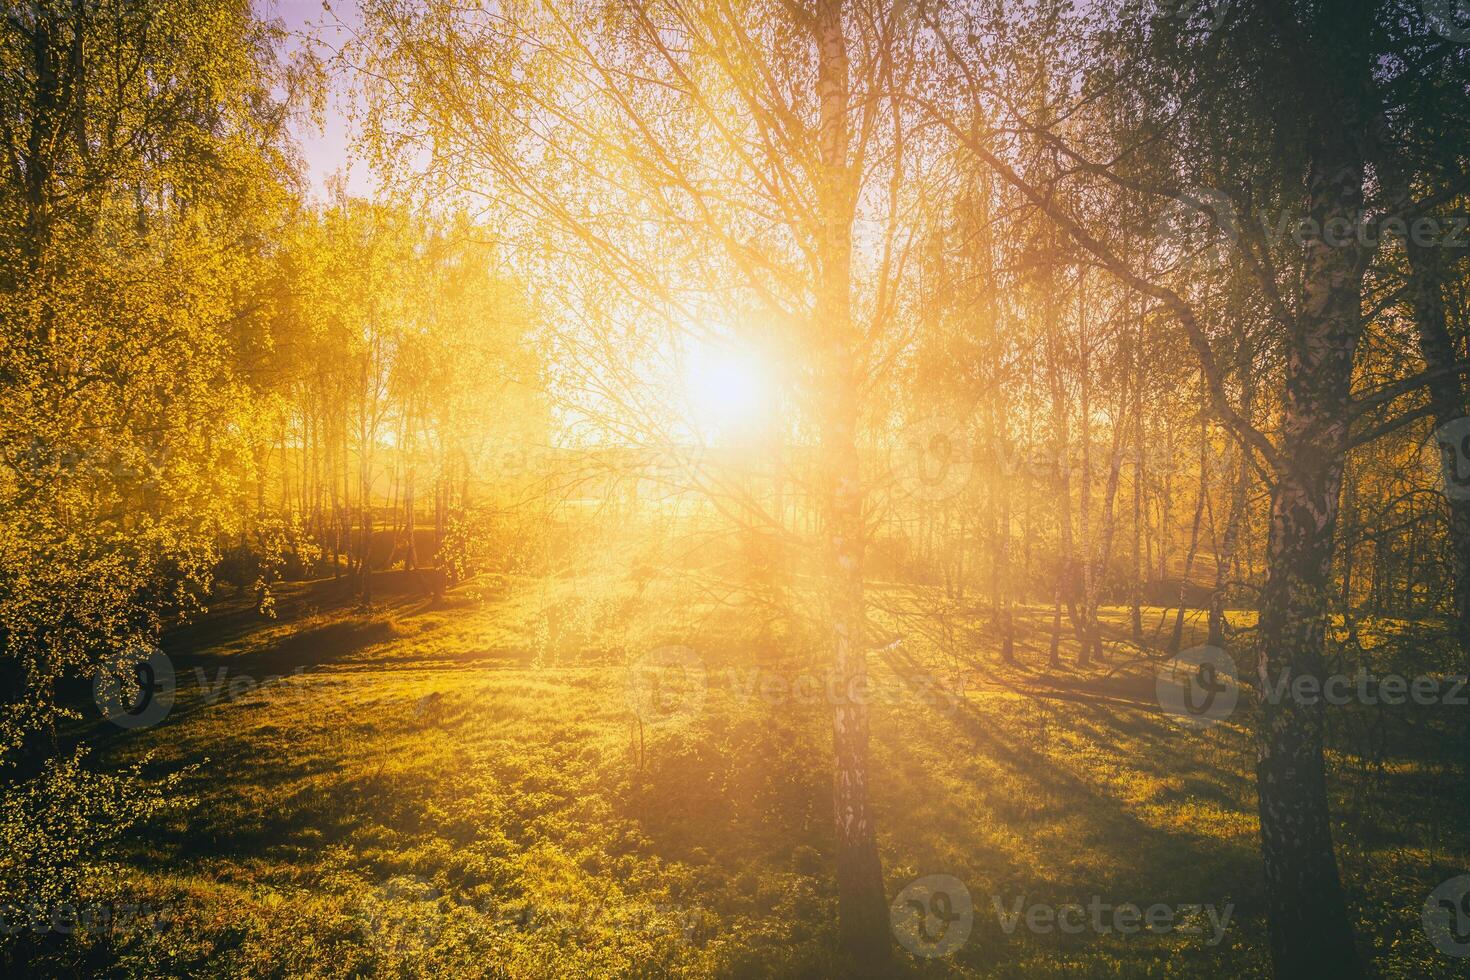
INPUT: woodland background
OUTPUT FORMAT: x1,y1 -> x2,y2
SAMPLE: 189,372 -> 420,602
1,0 -> 1469,977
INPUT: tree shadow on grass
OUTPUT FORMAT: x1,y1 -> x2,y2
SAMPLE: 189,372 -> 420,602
880,640 -> 1261,881
168,617 -> 401,675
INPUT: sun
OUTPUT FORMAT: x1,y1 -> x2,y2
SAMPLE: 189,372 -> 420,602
681,339 -> 772,441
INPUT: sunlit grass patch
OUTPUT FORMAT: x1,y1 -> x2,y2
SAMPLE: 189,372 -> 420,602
61,576 -> 1466,977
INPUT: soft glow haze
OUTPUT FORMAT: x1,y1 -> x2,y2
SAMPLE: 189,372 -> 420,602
682,340 -> 773,442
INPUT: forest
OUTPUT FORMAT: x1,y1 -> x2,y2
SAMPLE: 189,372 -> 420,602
2,0 -> 1469,976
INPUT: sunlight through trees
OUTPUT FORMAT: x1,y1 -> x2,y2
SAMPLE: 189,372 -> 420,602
2,0 -> 1469,976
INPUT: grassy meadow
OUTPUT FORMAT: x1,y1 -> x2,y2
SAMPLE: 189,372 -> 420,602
42,571 -> 1466,979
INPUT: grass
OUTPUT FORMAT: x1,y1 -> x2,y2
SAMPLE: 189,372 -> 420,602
48,568 -> 1470,977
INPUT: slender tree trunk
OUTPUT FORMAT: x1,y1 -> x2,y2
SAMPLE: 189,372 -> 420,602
329,422 -> 341,579
359,380 -> 374,606
1088,427 -> 1125,663
1042,265 -> 1080,665
280,417 -> 291,515
435,479 -> 445,558
1049,587 -> 1063,668
1076,277 -> 1095,667
1406,237 -> 1470,671
999,475 -> 1015,664
1208,352 -> 1254,649
1170,414 -> 1210,653
1157,425 -> 1173,581
815,1 -> 889,967
405,472 -> 417,570
1339,510 -> 1354,613
1208,396 -> 1251,649
1131,315 -> 1145,643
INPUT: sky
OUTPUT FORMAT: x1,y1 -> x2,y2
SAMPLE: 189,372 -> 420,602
255,0 -> 374,199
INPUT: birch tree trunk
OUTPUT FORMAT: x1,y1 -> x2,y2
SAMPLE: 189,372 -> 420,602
1209,375 -> 1253,648
1253,151 -> 1366,980
815,0 -> 889,966
1131,315 -> 1145,643
1170,414 -> 1210,654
